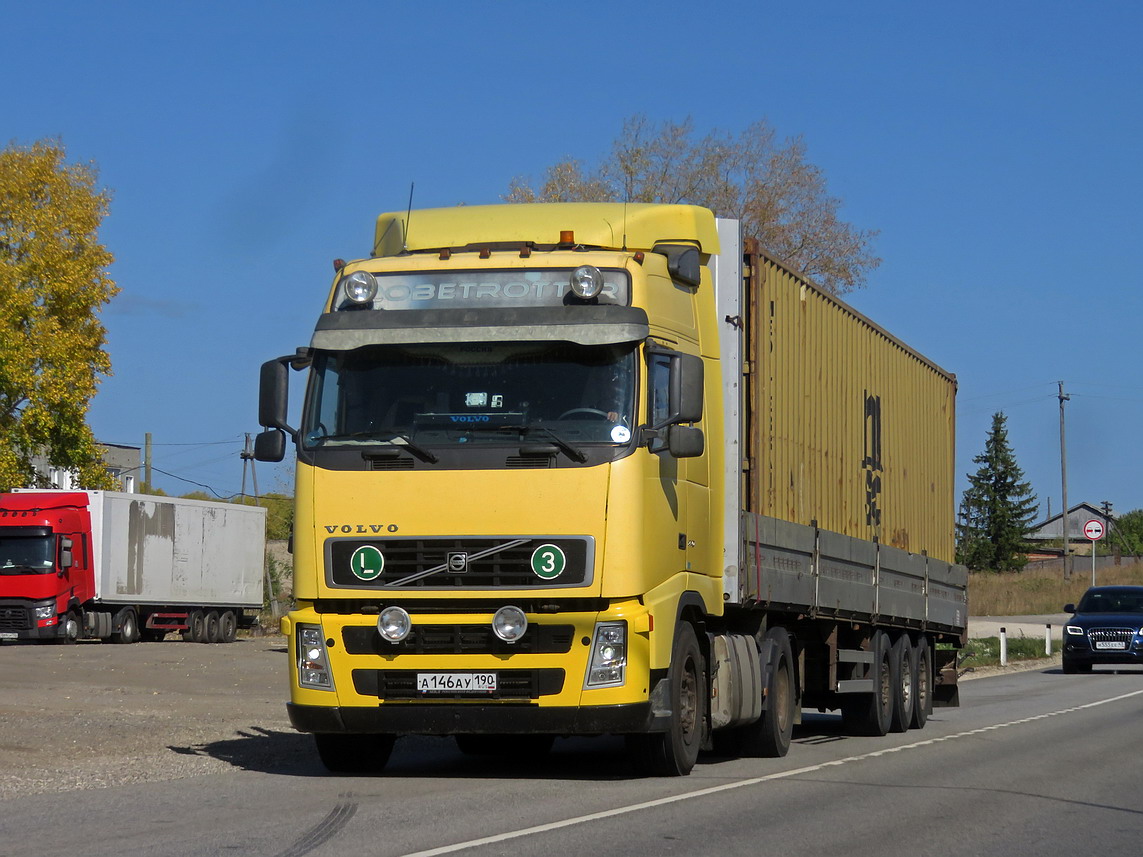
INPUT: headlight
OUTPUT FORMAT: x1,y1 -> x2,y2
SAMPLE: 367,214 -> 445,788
377,606 -> 411,643
33,604 -> 55,620
585,621 -> 626,688
569,265 -> 604,299
297,624 -> 335,690
492,606 -> 527,643
1065,625 -> 1084,636
341,270 -> 378,305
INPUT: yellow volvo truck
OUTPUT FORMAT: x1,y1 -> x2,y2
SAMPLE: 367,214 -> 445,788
255,202 -> 966,776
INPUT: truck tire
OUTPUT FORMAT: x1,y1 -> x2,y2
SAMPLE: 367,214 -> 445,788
204,611 -> 221,644
183,610 -> 205,643
112,608 -> 140,644
842,630 -> 892,736
219,610 -> 238,643
736,627 -> 795,758
314,733 -> 395,774
626,620 -> 704,777
888,634 -> 915,733
55,611 -> 81,645
910,636 -> 932,729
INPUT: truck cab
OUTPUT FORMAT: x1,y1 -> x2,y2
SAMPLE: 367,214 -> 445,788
0,492 -> 92,642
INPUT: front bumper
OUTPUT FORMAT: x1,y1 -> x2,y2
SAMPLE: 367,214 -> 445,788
288,700 -> 664,735
1062,641 -> 1143,667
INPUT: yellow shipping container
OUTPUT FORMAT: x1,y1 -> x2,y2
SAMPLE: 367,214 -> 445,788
744,245 -> 957,563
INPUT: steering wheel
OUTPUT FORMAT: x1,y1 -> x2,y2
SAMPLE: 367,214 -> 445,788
558,408 -> 612,420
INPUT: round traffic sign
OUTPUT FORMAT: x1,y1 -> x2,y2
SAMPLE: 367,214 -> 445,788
1083,519 -> 1105,541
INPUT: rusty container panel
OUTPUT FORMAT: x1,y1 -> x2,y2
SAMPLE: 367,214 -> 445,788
745,250 -> 957,564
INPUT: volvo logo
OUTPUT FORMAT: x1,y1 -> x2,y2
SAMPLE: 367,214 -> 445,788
447,551 -> 469,574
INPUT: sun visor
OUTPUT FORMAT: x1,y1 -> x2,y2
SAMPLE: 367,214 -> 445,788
310,306 -> 650,350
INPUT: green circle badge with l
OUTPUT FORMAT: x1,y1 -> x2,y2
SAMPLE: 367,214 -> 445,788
530,544 -> 566,580
349,545 -> 385,581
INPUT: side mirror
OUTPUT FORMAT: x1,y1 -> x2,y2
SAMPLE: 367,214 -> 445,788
670,353 -> 704,423
259,358 -> 295,435
59,537 -> 74,571
1063,603 -> 1076,614
254,429 -> 287,463
668,425 -> 704,458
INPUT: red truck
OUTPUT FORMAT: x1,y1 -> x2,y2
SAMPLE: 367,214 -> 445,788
0,490 -> 266,644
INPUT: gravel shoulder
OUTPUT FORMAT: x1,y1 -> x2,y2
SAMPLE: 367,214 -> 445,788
0,636 -> 296,800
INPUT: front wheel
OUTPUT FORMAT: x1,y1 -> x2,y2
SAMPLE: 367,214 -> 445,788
314,733 -> 395,774
55,611 -> 81,645
627,620 -> 704,776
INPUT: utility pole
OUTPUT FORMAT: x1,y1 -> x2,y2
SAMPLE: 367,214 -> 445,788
144,432 -> 153,493
1058,382 -> 1071,580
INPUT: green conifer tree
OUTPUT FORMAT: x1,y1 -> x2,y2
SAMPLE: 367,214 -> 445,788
957,412 -> 1039,571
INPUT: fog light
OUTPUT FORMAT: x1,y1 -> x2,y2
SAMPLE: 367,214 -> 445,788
33,604 -> 55,620
492,606 -> 527,643
378,606 -> 411,643
569,265 -> 604,299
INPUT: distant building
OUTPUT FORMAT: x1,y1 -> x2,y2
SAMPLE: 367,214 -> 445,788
1027,502 -> 1110,543
28,442 -> 141,492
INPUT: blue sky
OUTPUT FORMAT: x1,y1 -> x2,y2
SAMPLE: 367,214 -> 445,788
4,0 -> 1142,520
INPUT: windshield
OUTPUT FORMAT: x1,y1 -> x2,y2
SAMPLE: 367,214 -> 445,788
302,341 -> 638,450
1077,589 -> 1143,613
0,535 -> 54,574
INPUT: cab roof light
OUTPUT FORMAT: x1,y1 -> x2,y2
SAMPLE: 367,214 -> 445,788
479,247 -> 491,259
439,248 -> 451,260
333,258 -> 347,272
520,245 -> 532,258
633,251 -> 645,264
559,230 -> 575,246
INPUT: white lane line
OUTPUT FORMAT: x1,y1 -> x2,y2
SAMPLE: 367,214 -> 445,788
399,688 -> 1143,857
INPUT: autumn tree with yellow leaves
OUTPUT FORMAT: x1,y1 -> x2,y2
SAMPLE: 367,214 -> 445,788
506,115 -> 880,294
0,140 -> 119,491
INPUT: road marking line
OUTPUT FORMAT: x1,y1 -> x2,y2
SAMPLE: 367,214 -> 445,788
399,688 -> 1143,857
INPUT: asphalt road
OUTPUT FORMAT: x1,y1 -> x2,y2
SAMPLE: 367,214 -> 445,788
1,637 -> 1140,857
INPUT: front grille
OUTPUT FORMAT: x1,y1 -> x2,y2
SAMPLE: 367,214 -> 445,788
342,623 -> 576,655
352,668 -> 565,700
0,606 -> 30,631
1088,627 -> 1135,646
326,536 -> 593,589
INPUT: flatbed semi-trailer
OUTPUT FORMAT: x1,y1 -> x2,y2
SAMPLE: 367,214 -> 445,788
255,202 -> 966,775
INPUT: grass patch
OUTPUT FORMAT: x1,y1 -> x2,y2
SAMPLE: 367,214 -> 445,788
958,635 -> 1052,668
969,562 -> 1143,615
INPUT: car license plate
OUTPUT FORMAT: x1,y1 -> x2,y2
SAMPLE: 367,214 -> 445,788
1095,641 -> 1126,650
0,632 -> 17,640
417,673 -> 497,693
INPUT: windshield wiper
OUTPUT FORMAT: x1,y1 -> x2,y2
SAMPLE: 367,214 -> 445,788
365,430 -> 438,463
519,426 -> 588,463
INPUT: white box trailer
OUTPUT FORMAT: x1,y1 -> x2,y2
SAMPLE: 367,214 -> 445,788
2,489 -> 266,643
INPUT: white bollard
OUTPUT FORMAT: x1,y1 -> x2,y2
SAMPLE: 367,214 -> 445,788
1000,627 -> 1008,666
1045,624 -> 1052,656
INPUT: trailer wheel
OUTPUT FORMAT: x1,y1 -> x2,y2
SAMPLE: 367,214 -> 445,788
314,733 -> 395,774
735,627 -> 795,758
888,634 -> 915,733
183,610 -> 205,643
219,610 -> 238,643
112,608 -> 140,644
626,620 -> 704,777
911,636 -> 931,729
204,610 -> 221,644
842,630 -> 892,736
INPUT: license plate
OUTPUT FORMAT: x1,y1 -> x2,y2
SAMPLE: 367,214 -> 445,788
0,632 -> 17,640
1095,641 -> 1126,650
417,672 -> 497,693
